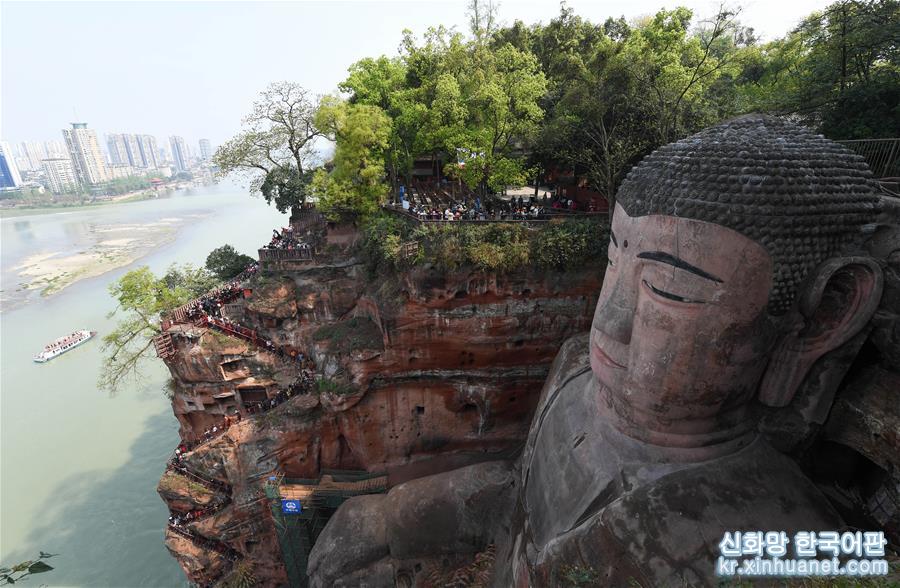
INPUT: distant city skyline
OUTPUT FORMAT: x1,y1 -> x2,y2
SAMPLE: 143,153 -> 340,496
2,1 -> 832,147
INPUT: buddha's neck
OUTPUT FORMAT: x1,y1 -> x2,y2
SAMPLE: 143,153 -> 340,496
595,380 -> 758,463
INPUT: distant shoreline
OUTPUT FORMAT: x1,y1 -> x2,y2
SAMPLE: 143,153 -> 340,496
0,181 -> 207,219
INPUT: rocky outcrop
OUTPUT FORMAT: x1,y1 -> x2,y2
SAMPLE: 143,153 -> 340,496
157,257 -> 604,585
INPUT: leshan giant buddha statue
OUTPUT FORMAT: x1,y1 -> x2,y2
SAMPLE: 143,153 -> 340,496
309,115 -> 885,587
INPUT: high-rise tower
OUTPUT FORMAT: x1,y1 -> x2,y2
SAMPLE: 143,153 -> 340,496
0,142 -> 23,188
198,138 -> 213,161
63,123 -> 108,186
138,135 -> 159,169
169,135 -> 188,172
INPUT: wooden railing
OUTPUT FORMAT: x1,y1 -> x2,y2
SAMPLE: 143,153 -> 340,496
257,247 -> 313,262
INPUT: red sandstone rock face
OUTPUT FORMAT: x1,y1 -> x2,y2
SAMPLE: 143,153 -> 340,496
157,261 -> 603,584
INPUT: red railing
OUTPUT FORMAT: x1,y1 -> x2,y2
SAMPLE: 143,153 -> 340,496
164,263 -> 258,325
257,247 -> 313,262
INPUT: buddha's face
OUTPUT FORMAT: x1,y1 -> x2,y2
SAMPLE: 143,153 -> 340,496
591,204 -> 778,448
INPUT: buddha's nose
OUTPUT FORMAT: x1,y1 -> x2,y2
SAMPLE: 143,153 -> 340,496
593,267 -> 637,345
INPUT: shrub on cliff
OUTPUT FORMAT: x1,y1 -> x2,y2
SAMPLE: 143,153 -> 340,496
205,244 -> 255,281
359,211 -> 607,274
533,219 -> 609,270
313,316 -> 384,355
359,212 -> 418,272
315,377 -> 355,396
100,264 -> 218,394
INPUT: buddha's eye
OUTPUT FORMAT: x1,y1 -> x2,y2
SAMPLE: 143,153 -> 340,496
642,279 -> 704,304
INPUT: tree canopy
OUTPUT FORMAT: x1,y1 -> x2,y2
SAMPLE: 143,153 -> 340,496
100,264 -> 217,394
205,245 -> 255,281
223,0 -> 898,215
214,82 -> 322,213
310,96 -> 393,219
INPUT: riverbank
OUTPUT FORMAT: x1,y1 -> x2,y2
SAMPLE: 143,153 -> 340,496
11,215 -> 207,298
0,181 -> 208,219
0,185 -> 288,586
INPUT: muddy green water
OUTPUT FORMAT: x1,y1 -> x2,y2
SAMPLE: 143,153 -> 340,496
1,184 -> 287,586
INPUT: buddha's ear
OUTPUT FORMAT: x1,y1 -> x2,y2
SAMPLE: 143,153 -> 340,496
758,257 -> 883,407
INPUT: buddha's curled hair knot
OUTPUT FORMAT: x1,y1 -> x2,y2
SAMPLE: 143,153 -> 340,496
616,114 -> 882,314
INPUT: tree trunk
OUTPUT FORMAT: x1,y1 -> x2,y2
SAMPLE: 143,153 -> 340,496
840,6 -> 848,95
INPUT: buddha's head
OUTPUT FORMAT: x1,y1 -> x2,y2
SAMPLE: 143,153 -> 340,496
590,115 -> 883,454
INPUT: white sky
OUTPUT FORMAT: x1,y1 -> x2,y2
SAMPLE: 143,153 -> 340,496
1,0 -> 831,148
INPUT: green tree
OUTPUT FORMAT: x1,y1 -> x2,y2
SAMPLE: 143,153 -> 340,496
742,0 -> 899,138
205,245 -> 255,281
310,97 -> 392,219
340,56 -> 427,193
531,4 -> 752,207
214,82 -> 322,213
619,6 -> 746,145
100,264 -> 217,394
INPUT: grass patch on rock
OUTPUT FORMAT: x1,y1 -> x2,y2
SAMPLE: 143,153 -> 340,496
312,316 -> 383,354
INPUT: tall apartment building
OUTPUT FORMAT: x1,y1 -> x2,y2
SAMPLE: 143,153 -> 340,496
0,142 -> 23,188
19,141 -> 47,171
63,123 -> 108,186
138,135 -> 159,169
169,135 -> 188,172
45,140 -> 68,158
198,138 -> 213,161
41,158 -> 78,194
107,134 -> 129,165
123,134 -> 145,168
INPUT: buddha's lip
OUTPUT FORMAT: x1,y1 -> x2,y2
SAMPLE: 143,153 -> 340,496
591,336 -> 626,369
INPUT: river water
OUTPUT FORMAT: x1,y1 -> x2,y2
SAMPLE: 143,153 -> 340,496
0,184 -> 287,586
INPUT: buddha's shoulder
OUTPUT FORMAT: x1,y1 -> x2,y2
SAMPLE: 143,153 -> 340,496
539,441 -> 843,586
539,332 -> 591,402
520,333 -> 592,466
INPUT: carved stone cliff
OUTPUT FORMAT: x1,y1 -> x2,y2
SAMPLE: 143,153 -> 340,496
156,250 -> 604,586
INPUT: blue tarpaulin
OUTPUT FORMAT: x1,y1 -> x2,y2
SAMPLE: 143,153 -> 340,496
281,499 -> 302,514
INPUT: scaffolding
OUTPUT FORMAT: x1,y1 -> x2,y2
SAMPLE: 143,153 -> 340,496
265,470 -> 388,587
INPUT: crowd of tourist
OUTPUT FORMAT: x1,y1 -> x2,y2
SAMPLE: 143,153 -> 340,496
171,369 -> 315,460
398,192 -> 599,222
175,263 -> 258,323
244,369 -> 315,415
203,315 -> 307,365
168,505 -> 224,527
263,227 -> 313,253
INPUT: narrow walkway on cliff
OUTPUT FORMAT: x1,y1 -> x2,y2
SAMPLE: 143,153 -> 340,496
170,368 -> 315,457
168,498 -> 231,526
167,522 -> 240,587
167,456 -> 232,494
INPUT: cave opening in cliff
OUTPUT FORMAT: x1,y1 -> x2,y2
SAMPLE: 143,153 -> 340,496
239,386 -> 268,406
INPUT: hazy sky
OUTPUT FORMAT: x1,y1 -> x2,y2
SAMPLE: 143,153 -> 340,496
2,0 -> 831,149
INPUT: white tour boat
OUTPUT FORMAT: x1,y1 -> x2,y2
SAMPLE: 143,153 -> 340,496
33,330 -> 97,363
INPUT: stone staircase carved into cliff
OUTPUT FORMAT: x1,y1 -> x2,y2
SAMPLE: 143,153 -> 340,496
168,460 -> 232,495
167,523 -> 240,587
